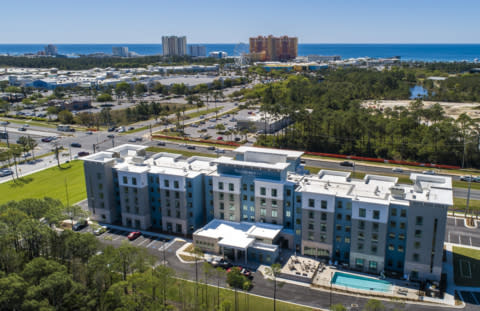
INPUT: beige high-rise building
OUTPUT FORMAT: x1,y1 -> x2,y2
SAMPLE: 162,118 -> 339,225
249,35 -> 298,61
162,36 -> 187,56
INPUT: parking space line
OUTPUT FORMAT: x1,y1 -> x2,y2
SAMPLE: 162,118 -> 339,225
137,239 -> 149,246
113,235 -> 123,241
448,232 -> 451,243
459,235 -> 461,244
146,239 -> 158,248
470,236 -> 473,246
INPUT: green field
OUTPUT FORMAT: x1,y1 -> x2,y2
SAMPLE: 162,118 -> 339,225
0,160 -> 87,206
453,246 -> 480,287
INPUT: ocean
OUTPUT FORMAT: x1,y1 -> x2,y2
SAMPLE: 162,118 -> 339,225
0,43 -> 479,62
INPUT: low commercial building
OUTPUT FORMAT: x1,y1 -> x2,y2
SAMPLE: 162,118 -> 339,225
236,110 -> 291,134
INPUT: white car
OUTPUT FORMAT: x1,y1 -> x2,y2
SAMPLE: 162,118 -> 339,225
392,167 -> 403,173
422,170 -> 435,175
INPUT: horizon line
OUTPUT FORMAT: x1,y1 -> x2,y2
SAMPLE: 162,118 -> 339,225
2,42 -> 480,45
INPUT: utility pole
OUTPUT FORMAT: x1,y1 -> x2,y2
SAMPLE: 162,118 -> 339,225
465,175 -> 472,218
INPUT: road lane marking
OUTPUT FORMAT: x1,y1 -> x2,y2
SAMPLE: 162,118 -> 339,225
470,236 -> 473,246
459,235 -> 461,244
137,239 -> 149,246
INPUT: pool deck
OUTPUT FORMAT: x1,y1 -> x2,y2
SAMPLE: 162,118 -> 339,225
313,266 -> 420,300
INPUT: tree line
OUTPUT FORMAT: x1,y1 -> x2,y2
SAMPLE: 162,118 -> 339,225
246,71 -> 480,167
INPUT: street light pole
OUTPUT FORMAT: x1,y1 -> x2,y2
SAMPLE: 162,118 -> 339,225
330,271 -> 333,308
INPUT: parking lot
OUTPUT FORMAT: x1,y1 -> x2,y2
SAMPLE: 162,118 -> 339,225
81,226 -> 171,251
446,217 -> 480,247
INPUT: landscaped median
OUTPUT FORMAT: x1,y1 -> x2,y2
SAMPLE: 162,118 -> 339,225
0,160 -> 86,205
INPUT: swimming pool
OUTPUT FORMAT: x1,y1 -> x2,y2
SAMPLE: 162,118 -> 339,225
331,272 -> 392,293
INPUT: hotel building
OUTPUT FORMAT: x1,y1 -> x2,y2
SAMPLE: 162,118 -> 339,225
249,35 -> 298,61
162,36 -> 187,56
83,144 -> 452,281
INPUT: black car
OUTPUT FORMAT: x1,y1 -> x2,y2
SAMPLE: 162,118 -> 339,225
207,146 -> 216,150
108,127 -> 116,132
187,145 -> 196,150
107,134 -> 115,139
71,142 -> 82,148
340,161 -> 354,167
78,151 -> 90,157
72,220 -> 88,231
41,137 -> 53,142
157,141 -> 166,146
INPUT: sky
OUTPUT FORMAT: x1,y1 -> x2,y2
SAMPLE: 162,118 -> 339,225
1,0 -> 480,44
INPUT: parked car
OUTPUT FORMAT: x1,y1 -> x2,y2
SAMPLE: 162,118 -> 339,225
78,151 -> 90,157
108,127 -> 116,132
187,145 -> 196,150
86,131 -> 93,135
41,137 -> 54,142
339,161 -> 354,167
70,142 -> 82,148
0,169 -> 13,177
107,134 -> 115,139
93,226 -> 107,236
128,231 -> 141,241
18,127 -> 27,131
422,170 -> 435,175
207,146 -> 216,151
211,258 -> 232,269
72,219 -> 88,231
392,167 -> 403,173
216,149 -> 225,154
217,136 -> 223,140
135,137 -> 142,142
128,138 -> 137,142
226,266 -> 253,279
157,141 -> 166,146
128,127 -> 135,131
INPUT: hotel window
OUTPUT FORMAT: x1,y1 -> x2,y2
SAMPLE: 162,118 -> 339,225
372,233 -> 378,241
321,200 -> 327,209
208,179 -> 212,186
229,194 -> 234,202
336,224 -> 342,231
359,221 -> 365,230
296,218 -> 301,225
261,199 -> 266,206
373,210 -> 380,220
372,223 -> 379,232
320,234 -> 326,242
346,202 -> 352,210
174,181 -> 179,189
218,182 -> 224,190
123,176 -> 128,184
296,229 -> 301,236
390,221 -> 396,228
286,201 -> 291,207
346,215 -> 351,221
164,180 -> 169,187
399,234 -> 405,240
337,201 -> 343,209
321,223 -> 327,232
260,208 -> 266,216
188,202 -> 192,208
219,193 -> 224,200
176,211 -> 180,218
243,214 -> 248,220
286,210 -> 291,217
250,184 -> 254,191
321,213 -> 327,221
308,232 -> 314,241
188,192 -> 192,198
99,193 -> 104,199
229,183 -> 234,191
371,245 -> 377,254
388,244 -> 395,251
359,208 -> 366,218
243,205 -> 248,211
345,237 -> 350,243
308,199 -> 315,208
369,261 -> 377,270
308,222 -> 314,230
337,213 -> 342,220
220,202 -> 224,210
345,226 -> 351,233
357,244 -> 364,251
400,209 -> 407,217
413,253 -> 420,262
272,200 -> 278,207
243,184 -> 247,191
220,213 -> 224,220
358,232 -> 364,240
355,258 -> 364,267
336,236 -> 341,242
260,187 -> 266,195
398,245 -> 404,252
167,209 -> 171,217
296,196 -> 301,203
175,201 -> 180,208
309,211 -> 314,219
229,204 -> 235,211
243,195 -> 247,200
391,208 -> 397,216
166,190 -> 170,197
250,196 -> 254,202
166,201 -> 171,207
286,189 -> 291,196
271,189 -> 277,197
272,210 -> 278,218
175,191 -> 180,199
97,173 -> 102,180
416,216 -> 423,226
400,222 -> 406,229
99,183 -> 103,190
389,232 -> 396,239
250,206 -> 254,212
187,181 -> 192,188
414,241 -> 421,249
133,188 -> 137,194
415,230 -> 422,238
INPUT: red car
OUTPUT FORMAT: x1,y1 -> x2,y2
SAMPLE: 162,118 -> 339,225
217,136 -> 223,140
127,231 -> 141,241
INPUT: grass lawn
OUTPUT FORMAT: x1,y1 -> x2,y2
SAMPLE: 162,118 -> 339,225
170,278 -> 312,311
452,198 -> 480,213
452,246 -> 480,287
0,160 -> 86,206
186,107 -> 223,119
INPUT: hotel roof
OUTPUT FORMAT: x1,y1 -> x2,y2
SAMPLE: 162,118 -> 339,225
234,146 -> 304,159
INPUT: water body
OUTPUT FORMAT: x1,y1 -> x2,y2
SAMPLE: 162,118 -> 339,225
0,44 -> 480,62
409,85 -> 429,99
